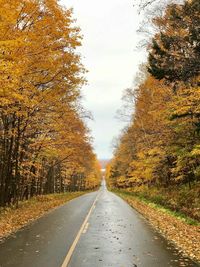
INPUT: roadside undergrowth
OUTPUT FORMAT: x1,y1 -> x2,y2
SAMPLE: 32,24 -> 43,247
0,191 -> 87,241
113,189 -> 200,263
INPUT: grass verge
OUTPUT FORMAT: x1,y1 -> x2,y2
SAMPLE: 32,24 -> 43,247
0,191 -> 87,241
114,189 -> 199,226
124,183 -> 200,221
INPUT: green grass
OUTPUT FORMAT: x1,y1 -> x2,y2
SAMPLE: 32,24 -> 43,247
112,189 -> 200,226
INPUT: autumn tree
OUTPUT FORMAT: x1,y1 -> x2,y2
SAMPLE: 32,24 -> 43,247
0,0 -> 100,206
107,0 -> 200,191
148,0 -> 200,84
147,0 -> 200,186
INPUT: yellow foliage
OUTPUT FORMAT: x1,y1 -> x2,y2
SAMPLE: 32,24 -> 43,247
0,0 -> 99,206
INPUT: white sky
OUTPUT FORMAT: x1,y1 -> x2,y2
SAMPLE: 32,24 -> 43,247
61,0 -> 147,159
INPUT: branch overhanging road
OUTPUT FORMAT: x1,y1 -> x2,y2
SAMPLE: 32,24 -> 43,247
0,181 -> 198,267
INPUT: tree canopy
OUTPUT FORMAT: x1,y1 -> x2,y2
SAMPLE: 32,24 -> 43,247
107,0 -> 200,191
0,0 -> 101,207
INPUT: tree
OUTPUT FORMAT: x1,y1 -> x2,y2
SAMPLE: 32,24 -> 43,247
148,0 -> 200,83
0,0 -> 100,206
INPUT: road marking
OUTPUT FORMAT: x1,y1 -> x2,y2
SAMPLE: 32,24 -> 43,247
60,193 -> 100,267
82,222 -> 89,234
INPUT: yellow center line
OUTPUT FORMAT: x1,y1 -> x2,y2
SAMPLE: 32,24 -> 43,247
60,192 -> 100,267
82,222 -> 89,234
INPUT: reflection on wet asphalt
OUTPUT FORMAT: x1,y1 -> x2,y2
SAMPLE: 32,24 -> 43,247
0,182 -> 199,267
0,192 -> 98,267
69,182 -> 199,267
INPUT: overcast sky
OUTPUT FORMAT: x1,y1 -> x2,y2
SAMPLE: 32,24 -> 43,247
61,0 -> 147,159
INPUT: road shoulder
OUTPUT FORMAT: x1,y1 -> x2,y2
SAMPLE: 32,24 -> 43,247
114,190 -> 200,264
0,191 -> 87,241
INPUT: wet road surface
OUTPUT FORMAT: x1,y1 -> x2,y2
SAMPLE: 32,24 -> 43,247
0,192 -> 98,267
0,183 -> 199,267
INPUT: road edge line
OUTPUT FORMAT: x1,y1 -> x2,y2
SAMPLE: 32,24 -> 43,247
60,192 -> 100,267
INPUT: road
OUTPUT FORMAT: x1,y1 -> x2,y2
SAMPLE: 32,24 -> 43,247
0,182 -> 198,267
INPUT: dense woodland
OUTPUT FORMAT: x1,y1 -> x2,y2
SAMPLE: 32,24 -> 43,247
0,0 -> 101,207
107,0 -> 200,194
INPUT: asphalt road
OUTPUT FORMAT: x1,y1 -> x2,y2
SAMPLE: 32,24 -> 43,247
0,182 -> 199,267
